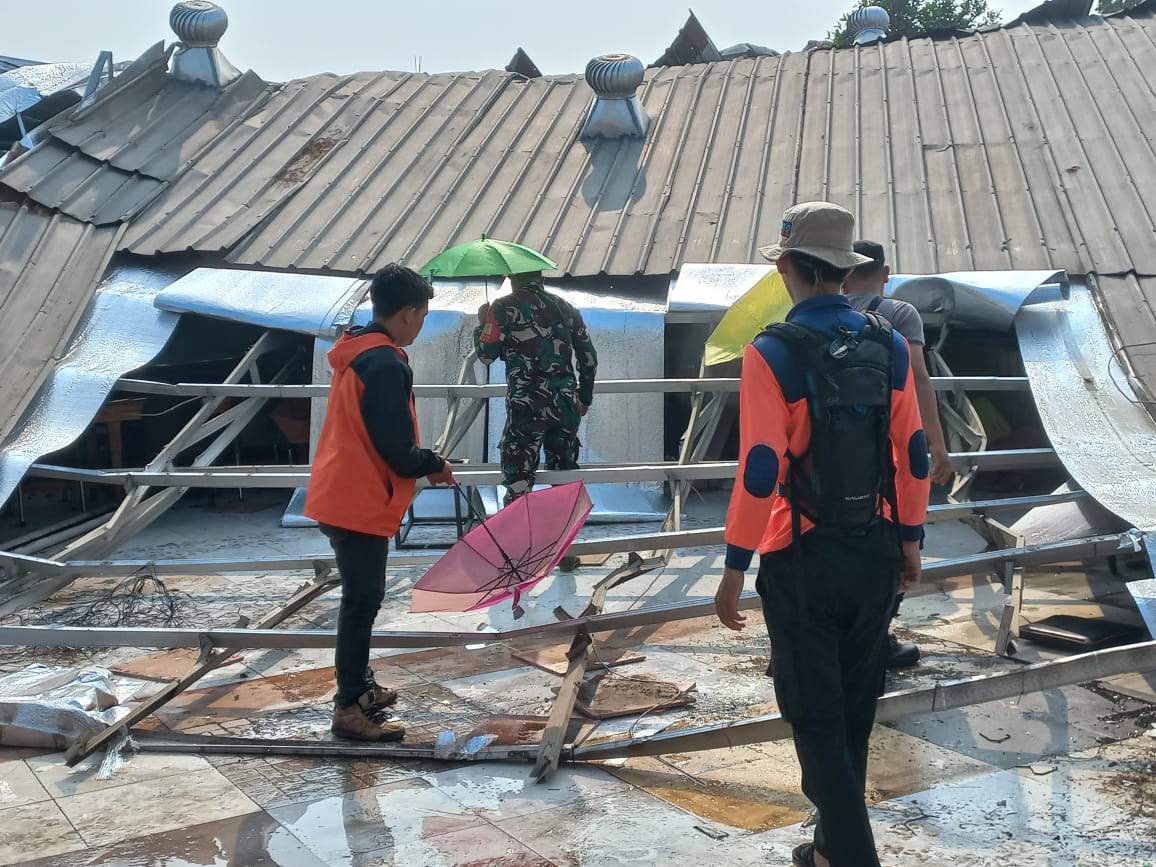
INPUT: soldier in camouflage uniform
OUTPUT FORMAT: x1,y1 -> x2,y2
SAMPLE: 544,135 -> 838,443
473,272 -> 598,507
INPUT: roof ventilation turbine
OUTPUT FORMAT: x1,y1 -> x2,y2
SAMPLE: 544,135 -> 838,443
580,54 -> 649,140
848,6 -> 891,46
169,1 -> 240,88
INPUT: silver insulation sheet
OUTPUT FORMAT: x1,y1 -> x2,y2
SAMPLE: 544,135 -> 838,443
888,269 -> 1070,330
669,264 -> 1071,331
1130,534 -> 1156,638
0,62 -> 94,123
1016,282 -> 1156,532
667,264 -> 772,316
0,266 -> 180,508
0,663 -> 136,749
482,282 -> 667,522
154,268 -> 366,338
286,279 -> 667,525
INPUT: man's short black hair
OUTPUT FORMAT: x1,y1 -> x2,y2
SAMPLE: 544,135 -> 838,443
852,240 -> 886,278
786,250 -> 852,286
370,264 -> 434,318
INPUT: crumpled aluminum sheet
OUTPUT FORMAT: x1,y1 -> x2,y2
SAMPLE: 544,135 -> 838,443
1129,533 -> 1156,638
0,62 -> 93,123
0,663 -> 136,750
284,280 -> 668,526
1009,484 -> 1128,546
1016,282 -> 1156,532
668,263 -> 773,313
669,264 -> 1069,332
481,285 -> 668,523
0,266 -> 181,509
481,284 -> 667,466
154,268 -> 366,338
888,270 -> 1070,331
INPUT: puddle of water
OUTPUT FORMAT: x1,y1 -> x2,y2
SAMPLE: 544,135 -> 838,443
431,771 -> 527,811
23,812 -> 326,866
610,766 -> 809,832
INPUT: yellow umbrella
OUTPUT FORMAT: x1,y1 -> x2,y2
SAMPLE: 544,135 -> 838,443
704,270 -> 792,365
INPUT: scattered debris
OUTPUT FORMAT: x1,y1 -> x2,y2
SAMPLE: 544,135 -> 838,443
512,643 -> 645,676
693,824 -> 729,840
980,730 -> 1012,744
1017,762 -> 1058,776
569,673 -> 696,720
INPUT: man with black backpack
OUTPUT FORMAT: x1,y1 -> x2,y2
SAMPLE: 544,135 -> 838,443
844,240 -> 953,670
714,202 -> 929,867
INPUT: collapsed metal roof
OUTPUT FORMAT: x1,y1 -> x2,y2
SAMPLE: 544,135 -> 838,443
0,201 -> 124,437
2,4 -> 1156,423
2,9 -> 1155,281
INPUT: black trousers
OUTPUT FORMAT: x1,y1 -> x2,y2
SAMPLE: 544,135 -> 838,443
320,524 -> 390,708
756,522 -> 901,867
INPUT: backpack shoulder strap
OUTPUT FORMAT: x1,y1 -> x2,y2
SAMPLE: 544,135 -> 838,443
761,321 -> 826,359
867,294 -> 884,313
862,310 -> 894,343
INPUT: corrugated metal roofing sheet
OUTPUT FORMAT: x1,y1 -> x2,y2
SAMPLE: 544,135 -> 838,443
1093,273 -> 1156,402
3,11 -> 1156,280
0,200 -> 124,442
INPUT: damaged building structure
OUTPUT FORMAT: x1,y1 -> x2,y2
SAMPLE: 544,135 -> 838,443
0,0 -> 1155,863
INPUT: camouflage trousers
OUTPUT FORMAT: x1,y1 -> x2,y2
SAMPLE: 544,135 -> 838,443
500,408 -> 580,506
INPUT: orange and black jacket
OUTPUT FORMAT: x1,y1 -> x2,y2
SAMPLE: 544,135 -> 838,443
724,294 -> 931,571
305,322 -> 444,538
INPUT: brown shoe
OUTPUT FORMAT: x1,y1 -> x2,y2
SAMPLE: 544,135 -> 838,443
367,672 -> 399,707
331,701 -> 405,742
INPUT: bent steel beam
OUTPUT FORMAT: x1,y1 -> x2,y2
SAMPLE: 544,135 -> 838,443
0,533 -> 1132,651
572,639 -> 1156,760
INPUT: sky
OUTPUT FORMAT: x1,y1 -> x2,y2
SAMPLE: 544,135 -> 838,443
5,0 -> 1046,81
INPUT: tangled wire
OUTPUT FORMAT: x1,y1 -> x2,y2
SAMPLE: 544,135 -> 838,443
61,567 -> 192,628
0,567 -> 193,671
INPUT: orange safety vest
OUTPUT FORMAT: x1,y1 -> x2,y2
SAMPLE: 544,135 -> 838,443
304,329 -> 421,537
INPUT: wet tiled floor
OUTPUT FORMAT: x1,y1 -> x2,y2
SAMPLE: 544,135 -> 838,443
2,493 -> 1155,865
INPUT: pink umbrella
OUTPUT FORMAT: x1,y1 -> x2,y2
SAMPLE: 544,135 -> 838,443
410,481 -> 593,614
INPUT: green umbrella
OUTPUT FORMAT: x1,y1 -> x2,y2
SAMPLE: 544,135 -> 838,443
419,235 -> 557,279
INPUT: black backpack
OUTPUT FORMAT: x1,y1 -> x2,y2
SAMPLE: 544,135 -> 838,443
763,312 -> 897,534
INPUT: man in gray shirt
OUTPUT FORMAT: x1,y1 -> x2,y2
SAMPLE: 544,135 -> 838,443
844,240 -> 953,669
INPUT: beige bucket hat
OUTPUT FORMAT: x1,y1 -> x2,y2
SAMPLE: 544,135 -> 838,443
758,201 -> 874,270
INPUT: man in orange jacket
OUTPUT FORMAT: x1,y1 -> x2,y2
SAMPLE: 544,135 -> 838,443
714,203 -> 929,867
306,264 -> 455,742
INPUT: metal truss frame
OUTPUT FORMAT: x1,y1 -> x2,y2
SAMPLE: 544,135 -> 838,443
0,345 -> 1139,780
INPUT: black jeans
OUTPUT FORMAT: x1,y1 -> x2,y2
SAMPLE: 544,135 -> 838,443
756,522 -> 901,867
320,524 -> 390,708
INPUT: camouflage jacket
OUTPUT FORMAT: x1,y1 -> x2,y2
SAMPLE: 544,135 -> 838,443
473,282 -> 598,411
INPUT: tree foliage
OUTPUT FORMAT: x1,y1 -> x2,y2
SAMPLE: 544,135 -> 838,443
830,0 -> 1003,47
1096,0 -> 1145,14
